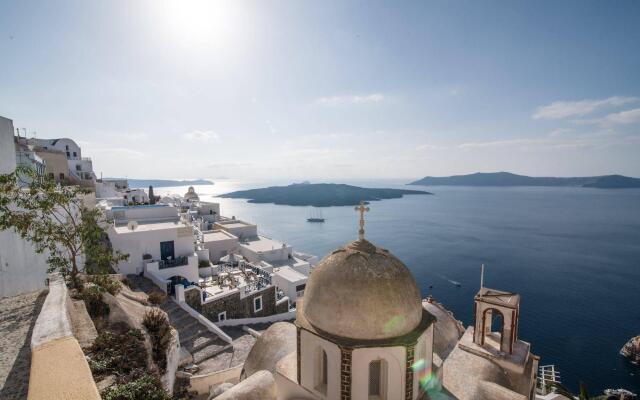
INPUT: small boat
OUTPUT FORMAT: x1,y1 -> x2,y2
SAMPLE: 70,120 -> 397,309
307,208 -> 325,223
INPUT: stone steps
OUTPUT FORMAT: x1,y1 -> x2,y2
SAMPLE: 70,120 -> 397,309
179,325 -> 209,345
192,343 -> 233,365
185,333 -> 221,353
124,275 -> 239,378
176,320 -> 202,340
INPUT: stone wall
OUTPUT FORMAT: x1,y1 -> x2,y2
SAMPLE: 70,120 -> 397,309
185,286 -> 279,323
185,287 -> 202,311
276,298 -> 290,314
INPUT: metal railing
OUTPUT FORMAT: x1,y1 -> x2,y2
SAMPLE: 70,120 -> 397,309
158,256 -> 189,269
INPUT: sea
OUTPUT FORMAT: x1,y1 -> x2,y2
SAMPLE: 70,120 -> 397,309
154,179 -> 640,395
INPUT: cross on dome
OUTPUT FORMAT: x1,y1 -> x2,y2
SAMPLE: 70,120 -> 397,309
354,201 -> 370,240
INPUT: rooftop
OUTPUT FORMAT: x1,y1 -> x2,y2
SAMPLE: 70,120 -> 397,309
273,266 -> 307,283
203,230 -> 238,242
476,288 -> 521,308
219,221 -> 253,229
240,235 -> 289,253
113,220 -> 188,234
110,204 -> 168,211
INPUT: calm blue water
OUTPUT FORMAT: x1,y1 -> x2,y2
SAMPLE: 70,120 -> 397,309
159,181 -> 640,394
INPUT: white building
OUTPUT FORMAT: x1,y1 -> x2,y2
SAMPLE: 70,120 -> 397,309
104,204 -> 199,287
201,230 -> 239,262
0,116 -> 49,298
31,137 -> 96,188
239,235 -> 293,264
271,266 -> 307,306
214,219 -> 258,240
122,188 -> 149,205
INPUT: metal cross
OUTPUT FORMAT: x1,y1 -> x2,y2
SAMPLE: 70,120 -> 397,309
354,201 -> 370,240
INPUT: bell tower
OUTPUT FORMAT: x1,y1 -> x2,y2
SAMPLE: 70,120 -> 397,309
473,287 -> 520,354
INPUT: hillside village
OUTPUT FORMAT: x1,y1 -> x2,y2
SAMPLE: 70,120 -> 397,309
0,114 -> 631,400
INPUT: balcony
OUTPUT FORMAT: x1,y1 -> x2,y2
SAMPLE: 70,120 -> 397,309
158,256 -> 189,269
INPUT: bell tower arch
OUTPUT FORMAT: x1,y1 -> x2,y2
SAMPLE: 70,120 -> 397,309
473,287 -> 520,354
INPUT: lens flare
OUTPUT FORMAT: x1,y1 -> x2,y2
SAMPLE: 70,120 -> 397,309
383,315 -> 406,334
412,358 -> 447,398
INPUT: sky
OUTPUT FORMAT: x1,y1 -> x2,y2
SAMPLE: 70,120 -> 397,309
1,0 -> 640,181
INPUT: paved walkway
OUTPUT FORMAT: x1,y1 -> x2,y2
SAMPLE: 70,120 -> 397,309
0,290 -> 47,400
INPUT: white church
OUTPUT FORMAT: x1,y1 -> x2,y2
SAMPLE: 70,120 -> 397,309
212,205 -> 539,400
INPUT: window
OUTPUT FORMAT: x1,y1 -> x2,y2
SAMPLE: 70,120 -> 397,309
369,359 -> 387,399
65,145 -> 69,150
218,311 -> 226,321
66,151 -> 70,158
253,296 -> 263,312
72,151 -> 77,157
59,173 -> 64,180
75,164 -> 81,171
315,348 -> 328,395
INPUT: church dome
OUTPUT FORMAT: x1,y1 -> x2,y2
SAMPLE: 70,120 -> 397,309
302,239 -> 423,340
184,186 -> 199,201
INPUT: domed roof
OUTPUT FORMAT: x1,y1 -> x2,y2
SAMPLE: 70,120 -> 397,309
241,322 -> 296,380
302,239 -> 423,340
184,186 -> 199,201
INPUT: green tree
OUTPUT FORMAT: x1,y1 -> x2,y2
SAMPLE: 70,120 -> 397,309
0,167 -> 127,287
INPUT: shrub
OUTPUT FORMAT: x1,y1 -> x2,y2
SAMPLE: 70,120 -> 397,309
102,373 -> 170,400
198,260 -> 210,268
143,308 -> 172,372
147,291 -> 166,305
83,286 -> 110,318
88,274 -> 122,296
89,328 -> 148,379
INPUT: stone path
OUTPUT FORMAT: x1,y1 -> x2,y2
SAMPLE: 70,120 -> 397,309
126,275 -> 261,376
0,290 -> 47,400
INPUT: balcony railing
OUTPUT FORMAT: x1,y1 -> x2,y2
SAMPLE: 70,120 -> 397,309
158,256 -> 189,269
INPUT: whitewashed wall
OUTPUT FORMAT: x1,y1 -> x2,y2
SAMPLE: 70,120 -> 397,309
0,116 -> 49,298
351,346 -> 406,400
300,330 -> 341,399
108,224 -> 194,275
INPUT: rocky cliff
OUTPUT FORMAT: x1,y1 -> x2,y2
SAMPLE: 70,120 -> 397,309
620,335 -> 640,363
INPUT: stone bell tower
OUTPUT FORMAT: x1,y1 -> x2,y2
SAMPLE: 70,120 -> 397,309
472,287 -> 520,354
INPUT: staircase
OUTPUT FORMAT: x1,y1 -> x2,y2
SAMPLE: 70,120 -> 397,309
127,275 -> 235,375
160,300 -> 233,373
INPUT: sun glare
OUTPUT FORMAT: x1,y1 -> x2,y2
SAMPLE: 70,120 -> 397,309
159,0 -> 239,47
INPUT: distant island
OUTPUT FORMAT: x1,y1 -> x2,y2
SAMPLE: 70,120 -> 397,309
408,172 -> 640,189
107,178 -> 214,188
219,183 -> 431,207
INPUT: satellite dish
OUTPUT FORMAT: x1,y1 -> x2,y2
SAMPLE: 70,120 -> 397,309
127,220 -> 138,231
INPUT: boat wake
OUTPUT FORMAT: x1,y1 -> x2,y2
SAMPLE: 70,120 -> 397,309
437,274 -> 462,287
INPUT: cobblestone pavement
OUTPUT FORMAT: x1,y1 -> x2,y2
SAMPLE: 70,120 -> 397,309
0,290 -> 47,400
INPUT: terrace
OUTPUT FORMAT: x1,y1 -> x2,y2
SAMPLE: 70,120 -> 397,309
200,261 -> 273,302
